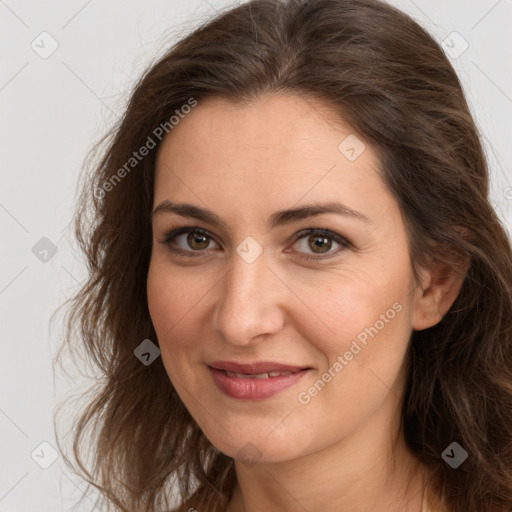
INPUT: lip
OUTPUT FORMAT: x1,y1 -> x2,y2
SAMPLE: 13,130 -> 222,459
207,361 -> 312,401
208,360 -> 310,374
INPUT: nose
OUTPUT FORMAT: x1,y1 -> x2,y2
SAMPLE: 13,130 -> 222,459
212,247 -> 286,346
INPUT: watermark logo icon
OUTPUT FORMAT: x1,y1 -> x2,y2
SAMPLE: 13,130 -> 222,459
31,441 -> 59,469
134,339 -> 161,366
338,134 -> 366,162
31,32 -> 59,59
236,236 -> 263,264
236,442 -> 263,467
441,31 -> 469,59
32,237 -> 57,263
442,441 -> 468,469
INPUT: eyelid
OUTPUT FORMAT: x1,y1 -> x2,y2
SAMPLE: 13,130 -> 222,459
287,227 -> 352,260
159,226 -> 220,257
158,224 -> 352,259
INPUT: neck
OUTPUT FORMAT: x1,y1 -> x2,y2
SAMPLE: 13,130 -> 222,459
226,391 -> 431,512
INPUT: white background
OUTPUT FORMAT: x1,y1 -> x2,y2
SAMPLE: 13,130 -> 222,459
1,1 -> 511,510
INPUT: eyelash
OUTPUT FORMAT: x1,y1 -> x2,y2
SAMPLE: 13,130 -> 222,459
159,225 -> 352,261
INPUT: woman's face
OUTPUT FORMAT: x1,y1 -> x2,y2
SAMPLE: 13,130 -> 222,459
147,93 -> 428,464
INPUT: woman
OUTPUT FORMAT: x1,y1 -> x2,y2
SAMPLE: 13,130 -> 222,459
57,0 -> 512,511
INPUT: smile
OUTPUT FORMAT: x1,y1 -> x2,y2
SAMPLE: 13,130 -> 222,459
208,366 -> 311,400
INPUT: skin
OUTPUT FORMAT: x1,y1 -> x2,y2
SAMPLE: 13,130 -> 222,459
147,93 -> 466,511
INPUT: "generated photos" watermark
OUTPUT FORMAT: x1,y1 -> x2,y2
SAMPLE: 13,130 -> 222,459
94,98 -> 198,199
297,301 -> 403,404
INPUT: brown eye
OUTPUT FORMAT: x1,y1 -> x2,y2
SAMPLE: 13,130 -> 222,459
186,231 -> 210,250
161,227 -> 220,256
289,228 -> 351,261
307,234 -> 332,254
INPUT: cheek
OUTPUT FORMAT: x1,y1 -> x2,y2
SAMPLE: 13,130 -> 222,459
292,274 -> 413,432
147,259 -> 205,391
147,262 -> 174,336
147,263 -> 195,378
147,257 -> 206,339
298,264 -> 413,363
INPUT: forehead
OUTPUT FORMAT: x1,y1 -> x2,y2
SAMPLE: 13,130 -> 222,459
153,93 -> 393,223
156,93 -> 364,170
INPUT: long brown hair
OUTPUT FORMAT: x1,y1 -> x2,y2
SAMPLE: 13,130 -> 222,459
55,0 -> 512,510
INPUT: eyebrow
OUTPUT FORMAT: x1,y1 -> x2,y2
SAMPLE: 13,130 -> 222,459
151,200 -> 371,230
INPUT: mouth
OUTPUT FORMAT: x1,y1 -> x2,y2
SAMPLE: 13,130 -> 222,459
217,369 -> 303,379
207,361 -> 312,400
208,360 -> 312,375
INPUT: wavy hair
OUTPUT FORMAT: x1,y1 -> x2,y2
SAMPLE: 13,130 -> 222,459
55,0 -> 512,510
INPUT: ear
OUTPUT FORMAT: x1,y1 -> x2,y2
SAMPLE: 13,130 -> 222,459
412,250 -> 470,331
